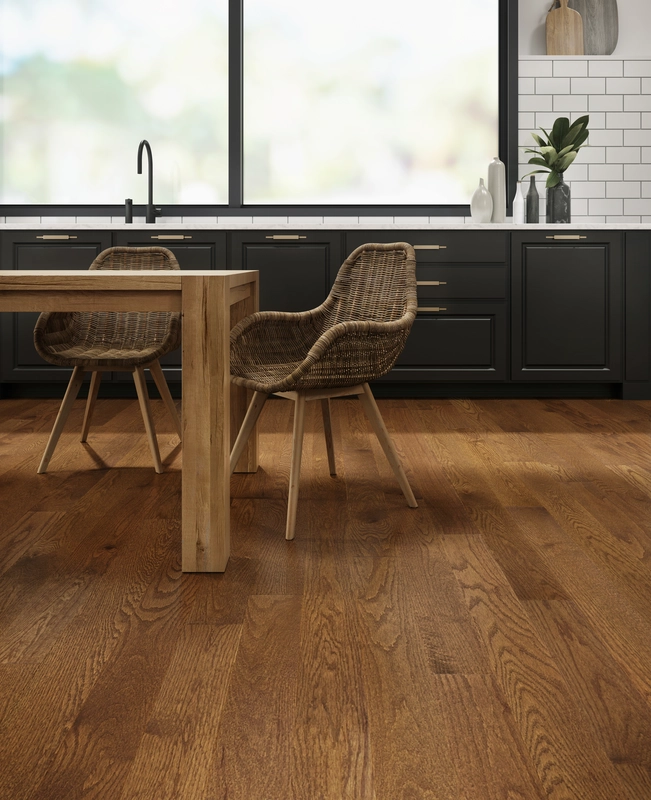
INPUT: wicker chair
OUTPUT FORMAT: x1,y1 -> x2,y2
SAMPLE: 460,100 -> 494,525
33,246 -> 182,474
230,241 -> 419,540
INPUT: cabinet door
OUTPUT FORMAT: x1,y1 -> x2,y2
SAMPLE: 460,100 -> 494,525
112,231 -> 226,381
385,303 -> 507,382
0,231 -> 113,382
229,232 -> 341,312
511,232 -> 623,381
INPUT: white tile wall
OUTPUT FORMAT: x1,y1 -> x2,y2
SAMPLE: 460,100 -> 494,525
519,57 -> 651,222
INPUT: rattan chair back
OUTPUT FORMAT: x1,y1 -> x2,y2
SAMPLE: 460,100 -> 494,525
34,246 -> 181,369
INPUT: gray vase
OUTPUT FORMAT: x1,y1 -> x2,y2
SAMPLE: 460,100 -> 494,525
546,177 -> 571,223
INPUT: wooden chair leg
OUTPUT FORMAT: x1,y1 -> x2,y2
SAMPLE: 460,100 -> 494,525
286,395 -> 307,541
149,359 -> 182,441
80,371 -> 102,443
38,366 -> 86,474
320,398 -> 337,476
230,391 -> 268,476
358,383 -> 418,508
133,366 -> 163,474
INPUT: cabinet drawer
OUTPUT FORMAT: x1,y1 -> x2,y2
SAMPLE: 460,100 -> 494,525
346,230 -> 508,263
417,266 -> 506,299
384,302 -> 507,382
113,231 -> 226,270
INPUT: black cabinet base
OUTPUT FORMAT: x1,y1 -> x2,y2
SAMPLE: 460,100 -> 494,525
2,382 -> 635,401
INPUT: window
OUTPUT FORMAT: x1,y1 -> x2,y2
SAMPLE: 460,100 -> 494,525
0,0 -> 514,213
0,0 -> 228,205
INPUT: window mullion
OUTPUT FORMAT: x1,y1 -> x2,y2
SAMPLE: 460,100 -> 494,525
228,0 -> 244,208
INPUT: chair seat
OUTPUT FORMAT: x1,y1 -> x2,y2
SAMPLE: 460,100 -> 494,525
39,341 -> 169,369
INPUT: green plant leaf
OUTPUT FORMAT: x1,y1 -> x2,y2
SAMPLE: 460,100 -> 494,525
546,171 -> 561,188
539,127 -> 551,143
569,114 -> 589,131
573,129 -> 590,147
558,144 -> 575,157
551,117 -> 570,148
556,151 -> 578,172
527,157 -> 550,169
531,133 -> 546,147
521,169 -> 552,178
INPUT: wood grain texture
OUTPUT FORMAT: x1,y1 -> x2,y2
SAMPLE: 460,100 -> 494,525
547,0 -> 584,55
1,397 -> 651,798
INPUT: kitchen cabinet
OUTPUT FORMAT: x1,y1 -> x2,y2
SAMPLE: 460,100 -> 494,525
511,232 -> 622,381
0,230 -> 112,383
229,231 -> 341,312
346,231 -> 509,381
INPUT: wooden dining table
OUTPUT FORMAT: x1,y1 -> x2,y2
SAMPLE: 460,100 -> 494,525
0,268 -> 259,572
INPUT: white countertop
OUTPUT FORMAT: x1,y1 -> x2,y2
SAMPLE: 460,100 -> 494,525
1,221 -> 650,231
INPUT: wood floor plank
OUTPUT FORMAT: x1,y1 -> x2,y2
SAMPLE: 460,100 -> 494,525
212,595 -> 302,800
118,623 -> 242,800
441,532 -> 635,800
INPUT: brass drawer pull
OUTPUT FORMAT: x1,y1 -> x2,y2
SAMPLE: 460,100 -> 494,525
414,244 -> 447,250
418,306 -> 447,312
150,235 -> 193,240
36,235 -> 78,240
545,235 -> 587,240
417,281 -> 447,286
265,234 -> 307,240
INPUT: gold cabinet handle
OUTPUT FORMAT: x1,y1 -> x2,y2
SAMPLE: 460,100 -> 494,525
36,234 -> 78,240
264,234 -> 307,240
150,235 -> 193,240
545,235 -> 587,240
417,306 -> 447,312
417,281 -> 447,286
414,244 -> 447,250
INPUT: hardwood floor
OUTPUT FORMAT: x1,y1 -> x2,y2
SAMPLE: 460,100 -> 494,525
1,395 -> 651,799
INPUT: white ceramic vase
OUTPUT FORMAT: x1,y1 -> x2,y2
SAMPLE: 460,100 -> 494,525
470,178 -> 493,223
512,181 -> 525,224
487,157 -> 506,223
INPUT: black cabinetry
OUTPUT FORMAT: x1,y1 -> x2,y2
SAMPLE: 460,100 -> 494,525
229,231 -> 341,312
0,230 -> 112,382
511,232 -> 622,381
346,231 -> 509,381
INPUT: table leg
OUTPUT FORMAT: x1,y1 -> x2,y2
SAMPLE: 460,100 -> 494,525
181,274 -> 231,572
230,283 -> 259,473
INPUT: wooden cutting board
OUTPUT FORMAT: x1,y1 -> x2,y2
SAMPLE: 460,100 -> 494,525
547,0 -> 584,55
568,0 -> 619,55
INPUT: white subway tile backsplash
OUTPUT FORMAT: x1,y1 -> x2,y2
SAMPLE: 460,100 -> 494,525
643,217 -> 651,223
554,60 -> 588,77
589,61 -> 623,78
574,215 -> 605,223
535,112 -> 561,129
519,60 -> 553,78
181,216 -> 218,223
606,182 -> 641,198
606,77 -> 642,94
624,61 -> 651,78
571,77 -> 605,94
569,181 -> 606,198
579,146 -> 607,163
642,113 -> 651,128
358,217 -> 393,224
220,216 -> 253,225
570,198 -> 588,216
253,216 -> 289,224
519,112 -> 536,129
5,217 -> 40,223
536,77 -> 570,94
520,95 -> 552,112
589,198 -> 623,215
554,94 -> 587,112
606,112 -> 641,129
588,129 -> 623,147
624,130 -> 651,147
643,78 -> 651,94
643,183 -> 651,198
606,147 -> 641,163
589,164 -> 623,181
288,216 -> 324,225
323,217 -> 359,225
519,78 -> 535,94
607,215 -> 640,223
644,148 -> 651,162
567,164 -> 588,181
624,198 -> 651,215
393,217 -> 430,224
625,164 -> 651,180
588,112 -> 606,129
624,95 -> 651,112
589,95 -> 623,112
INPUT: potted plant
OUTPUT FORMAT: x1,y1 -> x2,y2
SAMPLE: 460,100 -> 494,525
523,115 -> 589,223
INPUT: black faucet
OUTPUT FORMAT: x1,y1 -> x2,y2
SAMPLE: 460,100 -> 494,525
137,139 -> 162,224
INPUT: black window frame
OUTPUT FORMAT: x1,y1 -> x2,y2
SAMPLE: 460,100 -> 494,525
1,0 -> 518,219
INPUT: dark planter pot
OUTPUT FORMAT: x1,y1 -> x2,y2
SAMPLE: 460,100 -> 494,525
546,177 -> 571,223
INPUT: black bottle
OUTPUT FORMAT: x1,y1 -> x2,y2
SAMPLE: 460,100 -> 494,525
526,177 -> 539,224
125,198 -> 133,223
